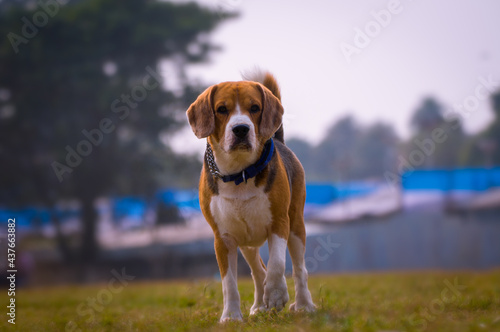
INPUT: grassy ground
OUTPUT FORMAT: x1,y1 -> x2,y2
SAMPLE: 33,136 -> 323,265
5,270 -> 500,331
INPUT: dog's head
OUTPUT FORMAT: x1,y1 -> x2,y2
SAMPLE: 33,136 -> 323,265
187,81 -> 283,154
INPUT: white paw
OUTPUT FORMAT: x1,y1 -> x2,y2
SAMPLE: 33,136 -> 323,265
289,301 -> 316,312
249,303 -> 267,315
263,276 -> 289,311
220,310 -> 243,322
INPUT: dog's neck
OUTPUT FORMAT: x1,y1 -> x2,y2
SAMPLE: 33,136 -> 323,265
208,137 -> 263,176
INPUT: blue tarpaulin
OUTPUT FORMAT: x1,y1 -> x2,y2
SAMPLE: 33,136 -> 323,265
6,168 -> 500,230
402,168 -> 500,191
305,182 -> 378,205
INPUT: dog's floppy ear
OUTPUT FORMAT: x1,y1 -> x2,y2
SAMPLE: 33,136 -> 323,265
257,83 -> 284,139
186,85 -> 217,139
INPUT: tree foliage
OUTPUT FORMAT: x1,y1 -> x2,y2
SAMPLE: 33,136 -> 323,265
0,0 -> 234,261
404,97 -> 466,169
288,116 -> 399,182
462,90 -> 500,167
290,92 -> 500,183
410,97 -> 445,133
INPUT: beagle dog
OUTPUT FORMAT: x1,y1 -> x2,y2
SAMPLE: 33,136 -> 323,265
187,72 -> 315,322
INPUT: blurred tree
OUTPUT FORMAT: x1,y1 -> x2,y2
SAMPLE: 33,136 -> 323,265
288,116 -> 399,182
410,98 -> 444,132
0,0 -> 234,262
462,90 -> 500,167
353,122 -> 399,179
405,97 -> 466,169
315,116 -> 359,181
286,137 -> 315,179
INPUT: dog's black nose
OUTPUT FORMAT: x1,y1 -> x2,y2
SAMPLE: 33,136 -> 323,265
232,124 -> 250,139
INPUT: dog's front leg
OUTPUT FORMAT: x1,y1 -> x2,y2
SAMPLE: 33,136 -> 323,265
264,232 -> 289,311
215,234 -> 243,322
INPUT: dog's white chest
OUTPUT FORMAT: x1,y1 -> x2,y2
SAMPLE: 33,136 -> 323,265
210,180 -> 272,246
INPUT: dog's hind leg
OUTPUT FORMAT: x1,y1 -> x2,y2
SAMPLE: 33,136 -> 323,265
240,246 -> 267,315
287,228 -> 316,312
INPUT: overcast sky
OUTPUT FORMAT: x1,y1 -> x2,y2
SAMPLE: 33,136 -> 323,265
169,0 -> 500,155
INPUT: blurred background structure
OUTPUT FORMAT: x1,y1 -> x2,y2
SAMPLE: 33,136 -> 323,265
0,0 -> 499,286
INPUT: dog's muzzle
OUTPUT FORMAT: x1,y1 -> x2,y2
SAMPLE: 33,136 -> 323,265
232,124 -> 250,139
230,124 -> 252,150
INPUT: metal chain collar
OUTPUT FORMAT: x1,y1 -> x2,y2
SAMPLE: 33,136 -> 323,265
205,141 -> 222,179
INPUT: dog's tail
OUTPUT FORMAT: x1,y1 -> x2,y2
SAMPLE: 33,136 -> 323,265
242,70 -> 285,143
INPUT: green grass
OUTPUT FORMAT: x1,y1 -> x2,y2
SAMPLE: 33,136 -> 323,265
5,270 -> 500,331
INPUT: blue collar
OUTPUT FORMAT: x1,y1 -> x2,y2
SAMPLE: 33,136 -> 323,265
205,139 -> 275,185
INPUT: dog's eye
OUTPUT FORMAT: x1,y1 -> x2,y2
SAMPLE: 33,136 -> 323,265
250,105 -> 260,113
217,106 -> 228,114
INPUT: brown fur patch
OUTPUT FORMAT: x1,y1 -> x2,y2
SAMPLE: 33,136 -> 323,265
214,235 -> 229,278
187,85 -> 216,139
288,175 -> 307,246
254,148 -> 277,193
257,84 -> 284,140
268,152 -> 292,240
287,161 -> 307,246
199,169 -> 227,277
262,73 -> 281,101
264,153 -> 278,193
